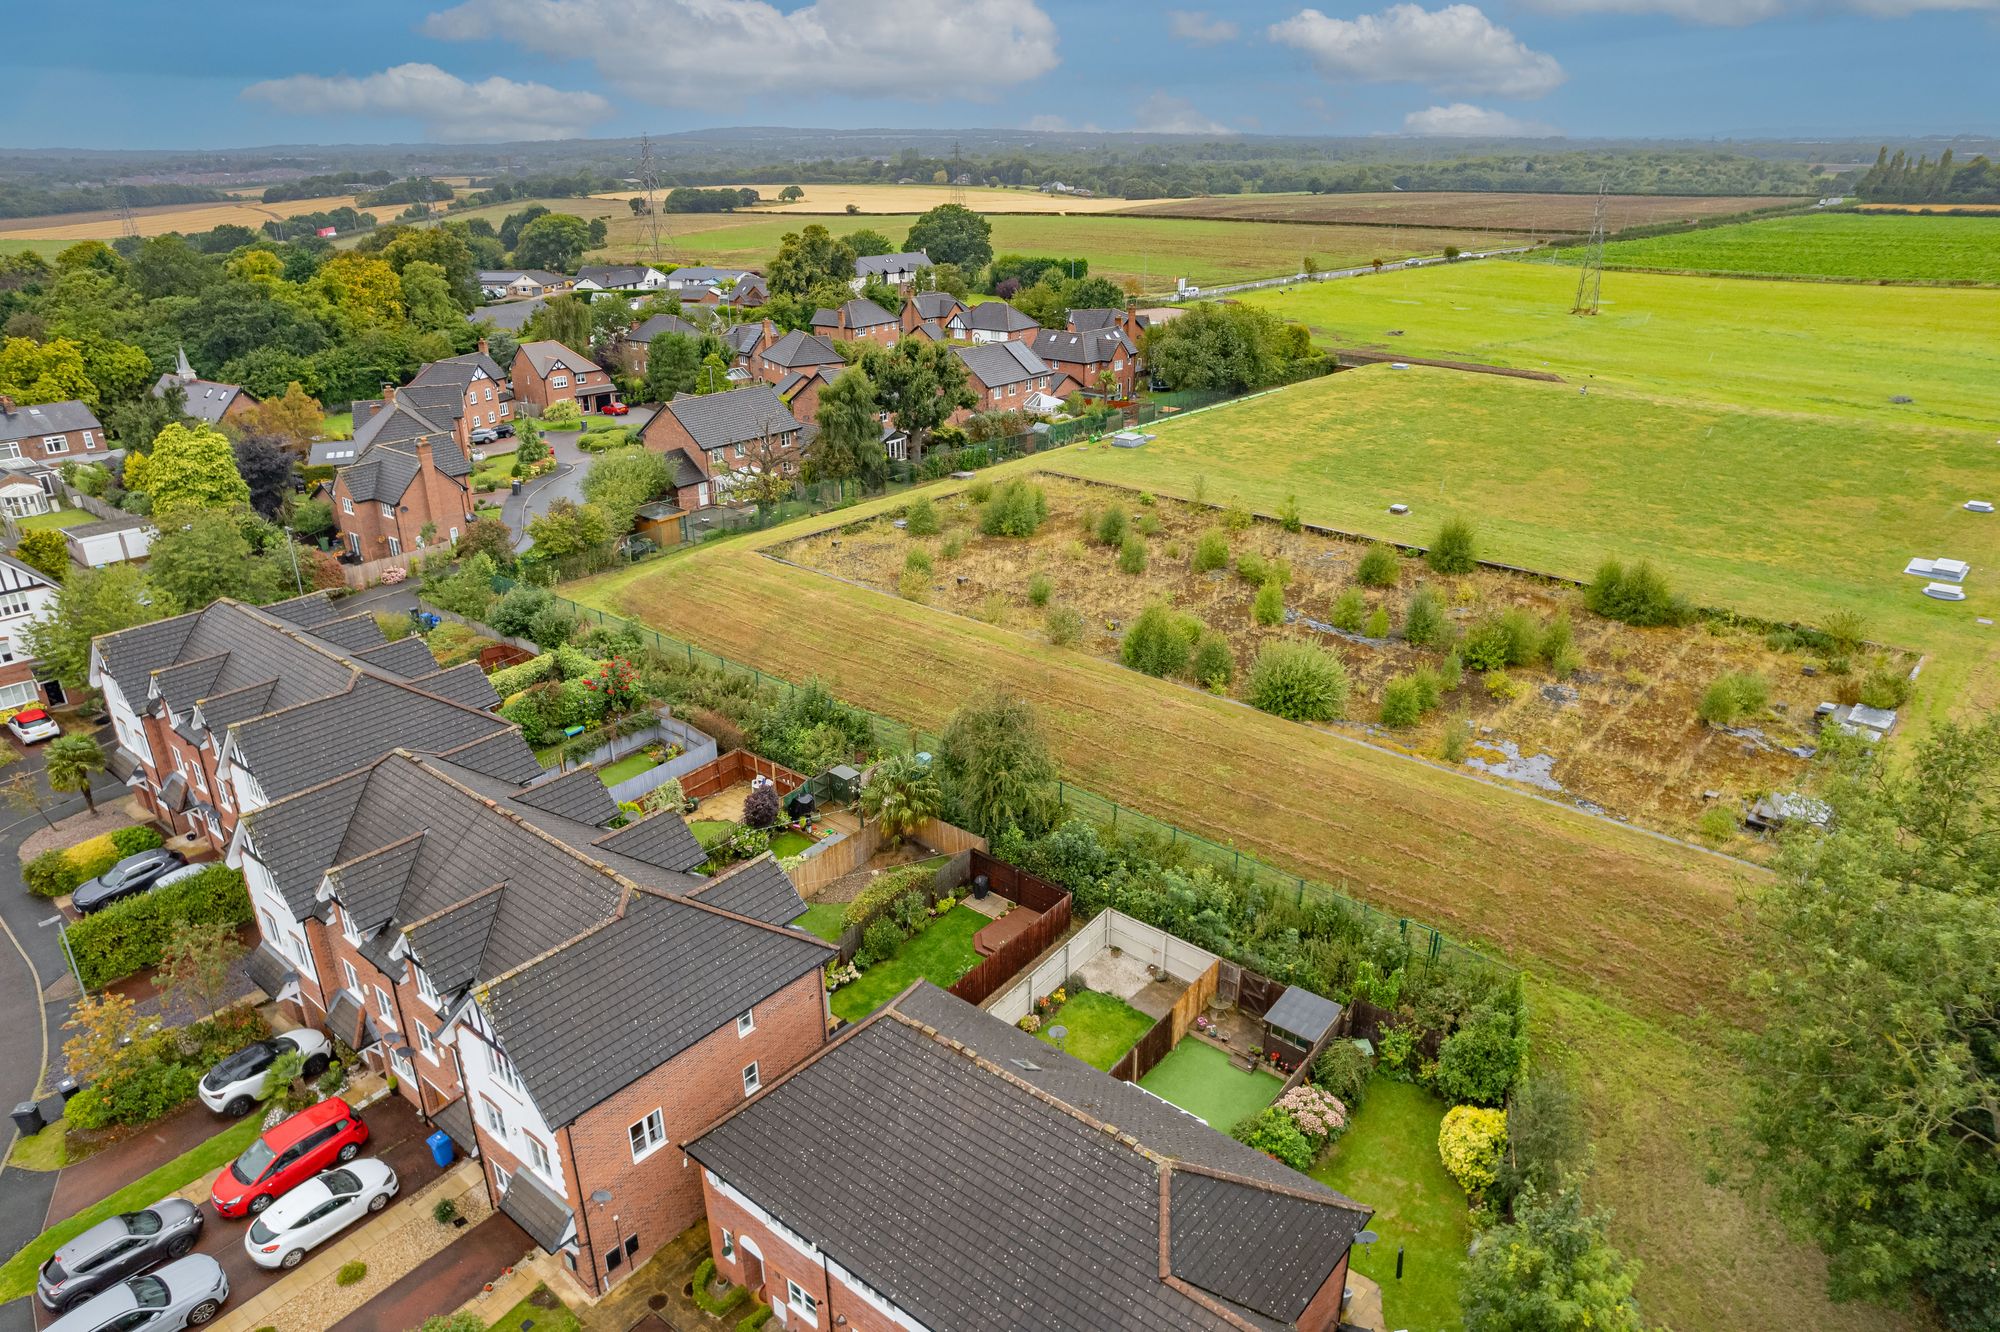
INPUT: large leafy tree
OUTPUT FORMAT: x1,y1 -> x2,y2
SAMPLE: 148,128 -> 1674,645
936,694 -> 1059,838
767,224 -> 856,297
806,369 -> 886,493
231,433 -> 296,517
525,294 -> 593,352
904,204 -> 994,273
642,332 -> 703,401
398,260 -> 462,333
513,214 -> 592,272
147,509 -> 289,612
580,446 -> 672,535
309,253 -> 404,330
137,421 -> 251,516
1739,722 -> 2000,1329
858,338 -> 975,464
379,225 -> 480,311
20,564 -> 153,690
237,381 -> 323,451
0,336 -> 95,406
1460,1187 -> 1645,1332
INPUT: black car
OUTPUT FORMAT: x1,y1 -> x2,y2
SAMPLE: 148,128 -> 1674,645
37,1199 -> 204,1312
1148,375 -> 1172,392
71,849 -> 187,915
495,420 -> 515,438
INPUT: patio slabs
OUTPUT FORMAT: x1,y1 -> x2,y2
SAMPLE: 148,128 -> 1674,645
1136,1037 -> 1282,1132
1037,991 -> 1155,1070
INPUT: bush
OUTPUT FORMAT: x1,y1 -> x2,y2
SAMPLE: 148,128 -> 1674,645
1192,633 -> 1235,691
525,603 -> 578,650
1698,672 -> 1768,726
1230,1104 -> 1315,1171
941,531 -> 965,561
1440,652 -> 1464,692
1247,642 -> 1348,722
1441,711 -> 1471,763
889,890 -> 929,935
25,848 -> 80,898
1026,572 -> 1052,606
1364,606 -> 1389,639
1045,604 -> 1084,647
743,783 -> 780,828
1697,804 -> 1739,845
966,477 -> 993,504
539,399 -> 583,430
1411,666 -> 1443,714
1117,534 -> 1147,575
843,864 -> 937,930
1585,557 -> 1689,626
27,826 -> 168,899
1426,518 -> 1477,574
432,1196 -> 460,1226
1275,1082 -> 1349,1150
1192,529 -> 1229,572
1485,670 -> 1523,702
1311,1041 -> 1371,1110
979,480 -> 1048,537
1540,611 -> 1574,664
856,915 -> 906,967
1859,665 -> 1912,710
1094,506 -> 1127,547
904,496 -> 941,536
1222,500 -> 1253,532
1279,493 -> 1303,533
68,865 -> 253,990
897,568 -> 929,602
1379,677 -> 1425,728
1495,608 -> 1543,667
1438,1104 -> 1509,1198
692,1259 -> 749,1316
1550,643 -> 1582,679
1236,551 -> 1287,586
1460,619 -> 1513,673
1403,587 -> 1450,649
1252,578 -> 1285,627
1433,1003 -> 1525,1105
1823,608 -> 1868,654
904,548 -> 932,574
1329,589 -> 1366,632
336,1261 -> 368,1287
1122,604 -> 1192,679
1355,542 -> 1399,588
486,650 -> 560,697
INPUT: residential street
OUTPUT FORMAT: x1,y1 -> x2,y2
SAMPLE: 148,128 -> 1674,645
502,405 -> 657,552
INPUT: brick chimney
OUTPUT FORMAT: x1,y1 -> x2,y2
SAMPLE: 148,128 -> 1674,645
477,337 -> 489,357
414,434 -> 433,472
382,383 -> 397,405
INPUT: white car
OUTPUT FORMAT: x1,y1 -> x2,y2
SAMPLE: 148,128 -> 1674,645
197,1030 -> 334,1116
243,1159 -> 399,1270
7,707 -> 60,744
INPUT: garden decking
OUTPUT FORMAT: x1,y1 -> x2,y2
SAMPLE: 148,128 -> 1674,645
1136,1037 -> 1282,1131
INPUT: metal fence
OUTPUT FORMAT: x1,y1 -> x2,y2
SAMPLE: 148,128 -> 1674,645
523,588 -> 1516,986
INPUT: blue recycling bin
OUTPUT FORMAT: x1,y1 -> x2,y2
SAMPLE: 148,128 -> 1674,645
426,1130 -> 454,1168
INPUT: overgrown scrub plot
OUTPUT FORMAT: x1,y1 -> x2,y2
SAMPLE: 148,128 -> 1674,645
776,475 -> 1904,841
1546,212 -> 2000,285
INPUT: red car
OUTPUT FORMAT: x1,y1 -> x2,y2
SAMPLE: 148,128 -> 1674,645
211,1097 -> 368,1218
600,400 -> 629,416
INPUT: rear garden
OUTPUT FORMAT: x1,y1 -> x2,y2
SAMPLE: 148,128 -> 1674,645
1139,1038 -> 1282,1126
12,506 -> 93,531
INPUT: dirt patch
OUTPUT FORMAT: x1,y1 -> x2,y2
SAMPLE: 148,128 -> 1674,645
775,474 -> 1914,843
17,796 -> 150,861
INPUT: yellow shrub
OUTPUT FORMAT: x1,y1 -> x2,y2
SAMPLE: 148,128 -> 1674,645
1438,1104 -> 1508,1198
65,833 -> 121,870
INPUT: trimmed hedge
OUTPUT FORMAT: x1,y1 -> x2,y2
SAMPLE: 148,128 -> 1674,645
24,825 -> 164,898
692,1259 -> 749,1316
841,863 -> 939,930
67,865 -> 253,989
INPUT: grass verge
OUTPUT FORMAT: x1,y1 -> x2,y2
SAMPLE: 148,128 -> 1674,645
487,1284 -> 581,1332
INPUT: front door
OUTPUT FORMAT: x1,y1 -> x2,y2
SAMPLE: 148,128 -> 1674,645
739,1251 -> 764,1303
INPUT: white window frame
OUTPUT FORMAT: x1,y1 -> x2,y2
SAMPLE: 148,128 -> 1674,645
720,1230 -> 734,1259
414,967 -> 441,1008
81,430 -> 95,450
0,443 -> 19,461
551,375 -> 569,389
520,1132 -> 553,1176
374,984 -> 395,1025
415,1022 -> 436,1060
628,1109 -> 666,1162
742,1062 -> 760,1097
380,503 -> 395,520
340,959 -> 361,997
0,590 -> 30,619
41,435 -> 68,455
493,1162 -> 512,1193
387,536 -> 402,555
736,1009 -> 755,1038
487,1043 -> 526,1095
482,1097 -> 508,1136
787,1280 -> 818,1324
341,498 -> 353,514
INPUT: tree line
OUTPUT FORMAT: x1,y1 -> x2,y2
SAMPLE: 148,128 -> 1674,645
1844,147 -> 2000,204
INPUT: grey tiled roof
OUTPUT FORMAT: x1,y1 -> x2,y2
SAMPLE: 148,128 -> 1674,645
1264,986 -> 1342,1044
352,636 -> 441,678
722,324 -> 764,358
244,942 -> 297,1000
577,264 -> 656,288
498,1168 -> 574,1253
415,350 -> 510,388
409,662 -> 501,711
152,375 -> 248,424
404,886 -> 504,995
312,613 -> 388,652
661,448 -> 707,489
627,313 -> 700,343
759,330 -> 844,370
98,600 -> 356,720
910,292 -> 965,321
430,1094 -> 478,1155
512,767 -> 618,825
1067,307 -> 1123,331
0,399 -> 101,441
240,769 -> 372,917
436,730 -> 546,783
328,833 -> 426,932
953,339 -> 1051,390
325,992 -> 366,1049
854,250 -> 929,278
514,340 -> 601,379
1030,327 -> 1134,366
651,385 -> 800,453
690,854 -> 807,927
688,985 -> 1370,1332
470,299 -> 543,333
958,300 -> 1038,334
592,813 -> 708,876
814,298 -> 896,331
479,887 -> 832,1127
263,592 -> 344,629
342,409 -> 471,505
193,679 -> 281,732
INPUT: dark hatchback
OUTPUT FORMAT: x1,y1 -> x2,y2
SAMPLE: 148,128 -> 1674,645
36,1199 -> 204,1312
71,848 -> 187,915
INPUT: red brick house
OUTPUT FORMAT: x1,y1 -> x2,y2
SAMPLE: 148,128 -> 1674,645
1029,326 -> 1137,397
947,299 -> 1039,345
810,298 -> 899,348
688,982 -> 1373,1332
511,340 -> 616,413
0,398 -> 106,465
327,404 -> 474,560
733,323 -> 847,389
950,341 -> 1072,423
639,385 -> 809,505
613,313 -> 702,378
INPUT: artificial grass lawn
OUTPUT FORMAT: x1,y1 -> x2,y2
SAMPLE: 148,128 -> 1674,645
11,507 -> 90,532
790,902 -> 846,943
1036,990 -> 1155,1070
0,1113 -> 264,1302
486,1284 -> 581,1332
1313,1079 -> 1471,1332
829,905 -> 986,1023
1136,1037 -> 1281,1131
596,751 -> 660,786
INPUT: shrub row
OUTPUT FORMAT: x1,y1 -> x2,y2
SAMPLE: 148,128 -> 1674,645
24,825 -> 165,899
67,865 -> 253,989
66,1006 -> 268,1131
841,863 -> 940,931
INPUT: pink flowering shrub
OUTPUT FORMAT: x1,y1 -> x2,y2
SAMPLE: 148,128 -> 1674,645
1276,1084 -> 1349,1148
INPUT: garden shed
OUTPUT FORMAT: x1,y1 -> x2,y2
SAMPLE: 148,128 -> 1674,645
1261,986 -> 1343,1074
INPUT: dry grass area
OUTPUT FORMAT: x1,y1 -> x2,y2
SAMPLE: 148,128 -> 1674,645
1122,191 -> 1799,234
0,194 -> 369,241
776,475 -> 1905,845
589,183 -> 1136,215
1856,201 -> 2000,212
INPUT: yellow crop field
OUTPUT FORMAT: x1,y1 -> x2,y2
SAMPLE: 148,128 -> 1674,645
0,194 -> 369,241
590,183 -> 1134,215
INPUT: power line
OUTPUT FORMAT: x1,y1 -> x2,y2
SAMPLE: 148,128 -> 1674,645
1572,182 -> 1608,316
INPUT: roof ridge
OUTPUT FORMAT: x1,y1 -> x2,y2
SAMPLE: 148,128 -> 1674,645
1167,1157 -> 1371,1215
322,828 -> 427,882
633,856 -> 833,951
399,880 -> 506,934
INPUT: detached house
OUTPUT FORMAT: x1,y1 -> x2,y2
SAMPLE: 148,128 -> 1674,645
810,298 -> 899,347
615,312 -> 703,378
899,291 -> 961,340
327,402 -> 474,560
1030,326 -> 1137,397
742,325 -> 846,389
690,983 -> 1374,1332
575,265 -> 668,292
479,271 -> 569,300
512,340 -> 617,414
151,347 -> 258,429
951,341 -> 1070,421
348,341 -> 513,455
948,300 -> 1039,345
640,384 -> 809,505
851,250 -> 930,291
0,397 -> 105,469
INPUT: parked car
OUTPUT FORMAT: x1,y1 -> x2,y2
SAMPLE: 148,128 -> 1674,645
210,1097 -> 368,1218
71,848 -> 188,915
470,426 -> 500,446
600,400 -> 629,416
7,706 -> 60,744
496,420 -> 515,438
199,1029 -> 334,1116
150,862 -> 208,893
42,1256 -> 229,1332
37,1200 -> 204,1312
244,1159 -> 399,1270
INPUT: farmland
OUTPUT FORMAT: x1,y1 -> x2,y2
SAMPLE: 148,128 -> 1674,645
1235,258 -> 2000,428
1543,211 -> 2000,285
0,192 -> 370,242
1121,191 -> 1800,234
591,182 -> 1135,215
778,474 -> 1909,844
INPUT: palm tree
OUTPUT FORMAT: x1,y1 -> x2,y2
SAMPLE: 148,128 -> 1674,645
859,752 -> 943,849
45,734 -> 106,814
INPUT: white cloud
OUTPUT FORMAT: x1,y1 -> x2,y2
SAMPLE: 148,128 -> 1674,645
1131,94 -> 1235,136
242,63 -> 609,141
1268,5 -> 1565,98
1167,9 -> 1241,43
425,0 -> 1060,105
1403,103 -> 1562,135
1522,0 -> 1994,22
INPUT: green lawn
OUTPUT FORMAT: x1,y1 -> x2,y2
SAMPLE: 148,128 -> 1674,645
1313,1079 -> 1472,1332
0,1113 -> 265,1302
11,506 -> 91,532
830,904 -> 987,1022
1542,212 -> 2000,286
597,751 -> 660,786
1236,257 -> 2000,430
790,901 -> 846,943
486,1284 -> 581,1332
1037,990 -> 1156,1070
321,411 -> 352,440
689,818 -> 735,847
1136,1037 -> 1282,1131
769,829 -> 815,858
472,454 -> 517,491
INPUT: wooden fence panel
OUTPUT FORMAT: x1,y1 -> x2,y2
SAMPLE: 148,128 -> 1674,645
786,822 -> 883,897
949,894 -> 1071,1007
920,820 -> 986,856
1235,969 -> 1286,1020
1169,961 -> 1220,1045
679,749 -> 808,802
969,849 -> 1067,913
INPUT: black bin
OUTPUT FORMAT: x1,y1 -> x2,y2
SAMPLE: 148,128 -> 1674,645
12,1101 -> 45,1136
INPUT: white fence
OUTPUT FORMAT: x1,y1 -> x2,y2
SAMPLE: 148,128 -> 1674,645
597,713 -> 719,804
984,909 -> 1222,1026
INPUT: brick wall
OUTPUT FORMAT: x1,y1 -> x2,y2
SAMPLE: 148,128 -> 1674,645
1297,1250 -> 1350,1332
330,438 -> 473,560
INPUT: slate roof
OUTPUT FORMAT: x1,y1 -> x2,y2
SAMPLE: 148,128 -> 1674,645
688,984 -> 1371,1332
151,375 -> 248,425
957,300 -> 1038,335
470,299 -> 544,333
910,291 -> 966,322
353,636 -> 442,678
328,834 -> 426,932
1067,307 -> 1124,331
953,339 -> 1052,391
0,400 -> 102,442
409,662 -> 502,711
509,766 -> 620,825
1264,986 -> 1342,1045
591,812 -> 709,876
759,330 -> 845,370
722,324 -> 765,358
244,942 -> 297,1000
403,886 -> 504,996
813,298 -> 896,331
415,348 -> 511,388
649,385 -> 800,453
666,266 -> 756,286
498,1168 -> 574,1252
431,1094 -> 478,1155
514,340 -> 601,379
312,613 -> 388,652
627,313 -> 701,343
354,384 -> 465,435
719,275 -> 767,305
577,265 -> 661,289
309,438 -> 363,467
342,403 -> 471,506
98,599 -> 358,720
688,854 -> 807,927
854,250 -> 929,278
1030,327 -> 1134,366
261,592 -> 344,630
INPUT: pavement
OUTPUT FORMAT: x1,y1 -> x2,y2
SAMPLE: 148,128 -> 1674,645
503,405 -> 658,552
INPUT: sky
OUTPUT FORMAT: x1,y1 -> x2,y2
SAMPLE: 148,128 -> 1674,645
4,0 -> 1995,149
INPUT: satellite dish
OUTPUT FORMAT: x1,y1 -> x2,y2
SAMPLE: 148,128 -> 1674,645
1356,1230 -> 1381,1246
590,1190 -> 613,1206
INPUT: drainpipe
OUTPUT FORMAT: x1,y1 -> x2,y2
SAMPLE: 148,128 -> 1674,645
563,1124 -> 602,1293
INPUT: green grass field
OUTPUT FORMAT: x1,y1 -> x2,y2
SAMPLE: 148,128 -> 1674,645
0,237 -> 76,262
1543,212 -> 2000,285
1313,1080 -> 1470,1332
10,507 -> 92,532
1238,258 -> 2000,429
1036,990 -> 1155,1069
